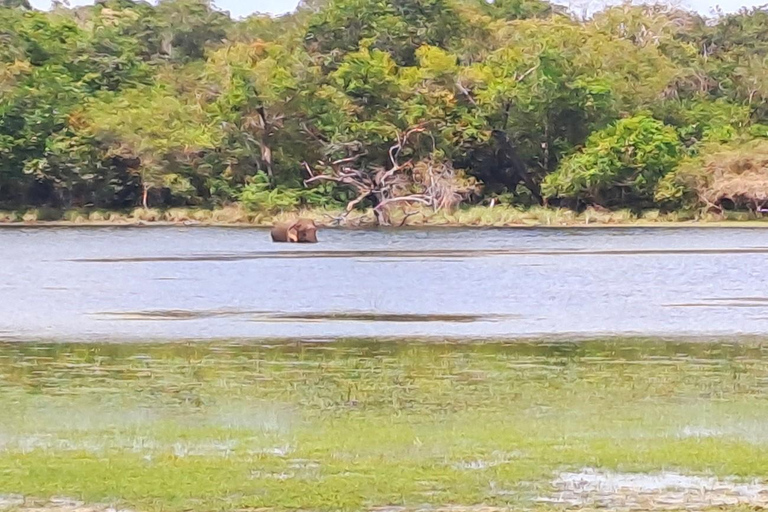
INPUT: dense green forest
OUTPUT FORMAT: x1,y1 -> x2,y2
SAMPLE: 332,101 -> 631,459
2,0 -> 768,224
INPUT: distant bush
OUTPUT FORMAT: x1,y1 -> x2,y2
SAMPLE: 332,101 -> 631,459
655,139 -> 768,211
238,173 -> 346,212
543,115 -> 683,207
657,99 -> 751,146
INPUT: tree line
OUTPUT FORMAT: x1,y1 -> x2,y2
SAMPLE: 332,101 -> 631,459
2,0 -> 768,223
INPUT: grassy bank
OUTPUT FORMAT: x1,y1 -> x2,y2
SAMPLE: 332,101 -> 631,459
1,339 -> 768,511
1,205 -> 768,228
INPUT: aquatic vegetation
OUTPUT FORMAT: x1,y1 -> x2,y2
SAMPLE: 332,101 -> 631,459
1,340 -> 768,511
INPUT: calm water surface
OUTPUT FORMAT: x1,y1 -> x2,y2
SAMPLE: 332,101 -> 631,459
2,226 -> 768,341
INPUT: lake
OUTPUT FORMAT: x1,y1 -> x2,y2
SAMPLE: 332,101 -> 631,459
2,226 -> 768,342
5,226 -> 768,512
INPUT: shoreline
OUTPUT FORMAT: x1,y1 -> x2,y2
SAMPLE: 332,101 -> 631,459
1,205 -> 768,228
4,220 -> 768,229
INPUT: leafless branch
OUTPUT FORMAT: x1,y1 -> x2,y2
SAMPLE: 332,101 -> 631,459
332,153 -> 367,167
398,210 -> 422,227
515,64 -> 540,82
389,125 -> 426,167
301,161 -> 315,178
302,126 -> 475,225
301,122 -> 329,144
322,212 -> 347,226
455,80 -> 478,107
376,195 -> 431,209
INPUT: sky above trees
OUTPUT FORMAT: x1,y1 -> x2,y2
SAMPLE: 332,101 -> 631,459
27,0 -> 768,17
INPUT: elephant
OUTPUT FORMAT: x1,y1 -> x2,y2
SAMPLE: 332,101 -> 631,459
270,218 -> 318,243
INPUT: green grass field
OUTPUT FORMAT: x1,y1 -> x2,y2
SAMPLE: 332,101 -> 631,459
1,339 -> 768,511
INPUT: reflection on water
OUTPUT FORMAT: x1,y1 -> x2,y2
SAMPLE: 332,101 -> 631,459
94,310 -> 517,323
666,297 -> 768,308
68,246 -> 768,263
3,226 -> 768,341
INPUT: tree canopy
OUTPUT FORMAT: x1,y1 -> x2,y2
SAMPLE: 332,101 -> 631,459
3,0 -> 768,219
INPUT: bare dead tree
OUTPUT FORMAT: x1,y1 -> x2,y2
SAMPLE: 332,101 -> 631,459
413,158 -> 474,212
303,126 -> 475,225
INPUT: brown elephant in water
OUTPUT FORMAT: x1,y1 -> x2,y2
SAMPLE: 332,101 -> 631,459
270,218 -> 318,243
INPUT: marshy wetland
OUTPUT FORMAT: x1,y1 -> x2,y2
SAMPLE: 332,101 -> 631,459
4,227 -> 768,511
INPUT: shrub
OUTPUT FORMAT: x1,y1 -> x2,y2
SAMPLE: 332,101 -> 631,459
543,115 -> 682,207
655,139 -> 768,211
238,172 -> 346,212
657,99 -> 751,145
239,173 -> 303,213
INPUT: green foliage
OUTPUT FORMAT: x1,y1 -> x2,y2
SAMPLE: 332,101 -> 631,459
2,0 -> 768,213
305,0 -> 464,66
239,172 -> 344,212
81,84 -> 222,206
155,0 -> 231,61
656,98 -> 751,145
476,0 -> 558,20
239,174 -> 303,212
543,115 -> 683,206
459,17 -> 675,173
332,48 -> 399,101
749,124 -> 768,138
1,0 -> 30,8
